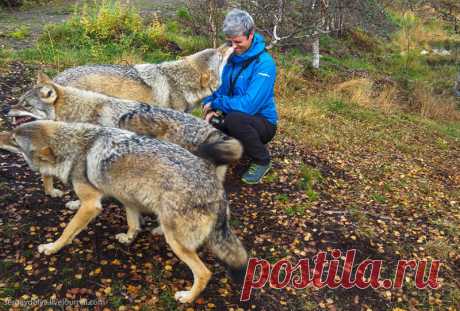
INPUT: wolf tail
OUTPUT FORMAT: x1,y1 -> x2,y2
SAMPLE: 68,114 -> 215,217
208,203 -> 248,285
197,137 -> 243,166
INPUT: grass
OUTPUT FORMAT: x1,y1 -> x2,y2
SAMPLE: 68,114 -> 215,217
371,193 -> 386,203
274,193 -> 289,203
158,291 -> 178,311
8,25 -> 30,39
285,205 -> 307,216
279,89 -> 459,156
0,47 -> 13,66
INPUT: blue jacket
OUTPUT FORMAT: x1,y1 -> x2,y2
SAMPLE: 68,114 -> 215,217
203,33 -> 278,125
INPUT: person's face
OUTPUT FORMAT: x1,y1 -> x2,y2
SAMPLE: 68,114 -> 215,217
226,31 -> 254,55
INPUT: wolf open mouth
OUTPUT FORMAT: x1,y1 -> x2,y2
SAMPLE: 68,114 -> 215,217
12,116 -> 36,127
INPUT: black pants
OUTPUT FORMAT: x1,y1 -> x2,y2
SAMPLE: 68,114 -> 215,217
219,112 -> 276,166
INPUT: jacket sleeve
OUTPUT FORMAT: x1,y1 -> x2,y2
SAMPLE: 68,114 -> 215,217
210,59 -> 276,115
202,88 -> 219,105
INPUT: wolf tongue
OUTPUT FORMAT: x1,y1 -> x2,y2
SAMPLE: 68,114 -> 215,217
16,116 -> 32,125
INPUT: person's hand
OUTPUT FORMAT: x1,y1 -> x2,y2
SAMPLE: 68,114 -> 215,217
205,110 -> 219,123
202,103 -> 212,116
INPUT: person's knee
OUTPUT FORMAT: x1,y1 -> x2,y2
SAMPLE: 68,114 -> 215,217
223,112 -> 248,137
224,112 -> 246,128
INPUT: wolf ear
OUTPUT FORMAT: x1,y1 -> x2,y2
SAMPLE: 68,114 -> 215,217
37,71 -> 52,84
37,146 -> 56,163
200,70 -> 212,88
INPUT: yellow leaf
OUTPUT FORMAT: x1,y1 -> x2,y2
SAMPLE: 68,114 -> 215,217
219,278 -> 228,284
127,285 -> 139,295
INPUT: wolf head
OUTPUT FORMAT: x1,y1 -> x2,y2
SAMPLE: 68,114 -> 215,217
186,44 -> 233,92
7,72 -> 62,126
0,121 -> 59,169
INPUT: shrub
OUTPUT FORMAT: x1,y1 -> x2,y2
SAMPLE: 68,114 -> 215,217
79,0 -> 142,42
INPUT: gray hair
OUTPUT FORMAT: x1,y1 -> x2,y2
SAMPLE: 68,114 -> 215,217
223,9 -> 255,37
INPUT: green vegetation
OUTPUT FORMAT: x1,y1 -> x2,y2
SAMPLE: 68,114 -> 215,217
298,164 -> 322,200
8,25 -> 29,39
12,0 -> 210,70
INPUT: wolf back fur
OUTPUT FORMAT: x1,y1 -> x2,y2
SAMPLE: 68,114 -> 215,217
14,74 -> 243,170
53,46 -> 233,112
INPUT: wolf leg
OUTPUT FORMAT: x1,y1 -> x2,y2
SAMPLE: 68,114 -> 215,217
43,175 -> 64,198
38,182 -> 103,255
163,228 -> 211,303
116,206 -> 141,244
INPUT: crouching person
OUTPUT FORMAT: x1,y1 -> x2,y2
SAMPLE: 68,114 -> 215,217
203,8 -> 278,184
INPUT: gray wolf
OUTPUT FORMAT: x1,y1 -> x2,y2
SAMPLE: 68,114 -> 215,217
7,72 -> 242,200
0,121 -> 247,303
52,45 -> 233,112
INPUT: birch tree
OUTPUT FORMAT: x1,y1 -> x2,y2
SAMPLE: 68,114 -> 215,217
240,0 -> 392,68
186,0 -> 393,68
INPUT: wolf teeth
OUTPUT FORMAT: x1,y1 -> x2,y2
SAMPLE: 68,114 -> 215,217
12,117 -> 16,125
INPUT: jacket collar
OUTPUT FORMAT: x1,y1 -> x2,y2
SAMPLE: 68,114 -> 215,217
228,32 -> 266,65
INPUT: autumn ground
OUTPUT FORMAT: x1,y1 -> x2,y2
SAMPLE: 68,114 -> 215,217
0,59 -> 459,310
1,2 -> 460,311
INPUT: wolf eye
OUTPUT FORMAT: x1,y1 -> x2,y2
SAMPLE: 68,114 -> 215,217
47,90 -> 53,97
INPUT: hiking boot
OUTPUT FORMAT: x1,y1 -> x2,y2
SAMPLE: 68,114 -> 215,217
241,162 -> 271,184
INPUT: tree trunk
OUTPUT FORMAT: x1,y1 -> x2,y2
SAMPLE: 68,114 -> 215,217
208,0 -> 217,48
312,36 -> 320,69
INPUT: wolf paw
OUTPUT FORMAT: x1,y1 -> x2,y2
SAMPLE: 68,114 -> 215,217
47,188 -> 64,198
174,290 -> 195,303
38,243 -> 59,255
65,200 -> 81,210
151,226 -> 163,236
115,233 -> 133,244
